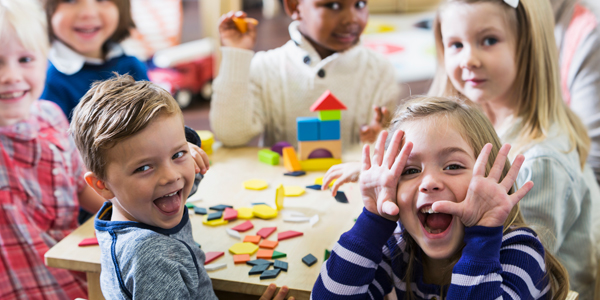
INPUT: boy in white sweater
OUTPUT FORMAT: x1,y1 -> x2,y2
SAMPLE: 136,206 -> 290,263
210,0 -> 401,148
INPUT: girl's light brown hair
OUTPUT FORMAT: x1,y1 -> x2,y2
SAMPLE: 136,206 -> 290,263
69,74 -> 181,181
429,0 -> 590,169
44,0 -> 135,53
387,96 -> 569,300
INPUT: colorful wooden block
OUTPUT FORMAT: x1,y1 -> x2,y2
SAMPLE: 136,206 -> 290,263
229,242 -> 259,255
193,207 -> 207,215
275,184 -> 285,210
260,268 -> 281,279
231,220 -> 254,232
202,215 -> 228,226
247,259 -> 273,266
205,263 -> 227,271
297,117 -> 320,141
237,207 -> 254,219
334,191 -> 349,203
272,251 -> 286,259
284,171 -> 306,176
283,147 -> 302,172
306,184 -> 322,190
300,158 -> 342,171
209,204 -> 233,211
314,176 -> 336,187
226,228 -> 241,239
232,16 -> 258,34
256,227 -> 277,239
223,208 -> 238,221
302,254 -> 318,266
284,186 -> 305,197
283,216 -> 310,223
319,120 -> 340,140
249,263 -> 270,275
244,235 -> 261,244
310,90 -> 347,111
234,254 -> 251,264
252,205 -> 278,219
298,140 -> 341,161
243,179 -> 269,190
207,211 -> 223,221
204,251 -> 224,264
78,237 -> 98,247
257,249 -> 274,259
271,141 -> 292,156
310,214 -> 320,227
324,249 -> 331,261
318,109 -> 341,121
274,260 -> 288,272
185,202 -> 196,209
259,240 -> 279,249
196,130 -> 214,155
258,149 -> 280,165
278,230 -> 303,241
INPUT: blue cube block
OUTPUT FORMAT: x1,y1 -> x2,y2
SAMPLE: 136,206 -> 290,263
297,117 -> 319,141
319,120 -> 340,140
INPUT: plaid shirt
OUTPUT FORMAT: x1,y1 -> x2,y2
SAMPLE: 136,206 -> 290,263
0,101 -> 87,300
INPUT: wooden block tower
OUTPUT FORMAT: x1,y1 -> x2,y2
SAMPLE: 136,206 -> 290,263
295,90 -> 347,171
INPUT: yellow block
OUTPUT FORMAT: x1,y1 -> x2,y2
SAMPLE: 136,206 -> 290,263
300,159 -> 342,171
252,204 -> 278,219
284,186 -> 305,197
243,179 -> 268,190
196,130 -> 214,155
229,242 -> 259,255
314,176 -> 336,188
275,184 -> 285,210
237,207 -> 254,219
202,215 -> 228,226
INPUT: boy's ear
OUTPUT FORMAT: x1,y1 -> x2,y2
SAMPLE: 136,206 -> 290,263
84,172 -> 115,200
283,0 -> 301,20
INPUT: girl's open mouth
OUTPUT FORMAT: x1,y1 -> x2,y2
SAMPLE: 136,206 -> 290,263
417,205 -> 453,235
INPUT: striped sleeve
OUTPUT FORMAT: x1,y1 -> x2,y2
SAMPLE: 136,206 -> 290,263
312,208 -> 398,300
447,226 -> 551,300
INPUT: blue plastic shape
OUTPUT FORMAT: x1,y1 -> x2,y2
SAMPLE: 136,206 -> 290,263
319,120 -> 340,140
297,117 -> 320,141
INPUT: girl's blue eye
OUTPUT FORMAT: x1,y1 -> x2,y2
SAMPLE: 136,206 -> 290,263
483,37 -> 498,46
172,151 -> 185,160
356,1 -> 366,9
444,164 -> 463,170
402,168 -> 420,175
134,165 -> 150,173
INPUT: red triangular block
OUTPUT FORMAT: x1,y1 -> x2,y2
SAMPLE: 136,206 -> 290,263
78,237 -> 99,247
310,90 -> 347,112
256,227 -> 277,239
231,220 -> 254,232
223,207 -> 238,221
204,251 -> 224,264
277,230 -> 303,241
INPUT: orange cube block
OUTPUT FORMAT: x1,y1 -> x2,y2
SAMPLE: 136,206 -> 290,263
257,249 -> 274,259
259,240 -> 279,249
233,254 -> 251,264
243,235 -> 261,244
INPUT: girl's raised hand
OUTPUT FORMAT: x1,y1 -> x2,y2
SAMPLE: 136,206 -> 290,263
432,144 -> 534,227
218,11 -> 257,50
321,162 -> 361,196
359,130 -> 413,221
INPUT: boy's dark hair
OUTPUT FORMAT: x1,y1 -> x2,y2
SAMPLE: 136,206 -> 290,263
44,0 -> 135,47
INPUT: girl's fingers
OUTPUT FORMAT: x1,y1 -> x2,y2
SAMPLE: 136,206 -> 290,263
381,201 -> 399,216
510,181 -> 534,206
431,200 -> 463,219
383,130 -> 403,169
372,131 -> 388,167
500,154 -> 524,192
473,143 -> 492,177
361,144 -> 371,172
488,144 -> 510,181
391,141 -> 412,176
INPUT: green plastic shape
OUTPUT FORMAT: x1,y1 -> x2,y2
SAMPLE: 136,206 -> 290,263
318,110 -> 341,121
272,251 -> 287,259
258,149 -> 280,165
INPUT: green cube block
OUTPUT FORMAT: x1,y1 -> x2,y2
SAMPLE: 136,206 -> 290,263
258,149 -> 279,165
318,110 -> 341,121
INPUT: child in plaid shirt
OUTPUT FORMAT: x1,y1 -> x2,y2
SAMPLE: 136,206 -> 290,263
0,0 -> 106,298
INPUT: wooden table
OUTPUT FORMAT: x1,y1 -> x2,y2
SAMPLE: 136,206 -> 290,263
45,147 -> 364,300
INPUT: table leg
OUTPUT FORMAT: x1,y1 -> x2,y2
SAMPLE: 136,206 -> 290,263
86,272 -> 105,300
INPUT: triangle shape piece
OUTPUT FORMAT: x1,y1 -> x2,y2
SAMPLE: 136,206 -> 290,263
310,90 -> 347,111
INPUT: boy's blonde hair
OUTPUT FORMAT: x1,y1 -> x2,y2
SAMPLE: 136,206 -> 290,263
0,0 -> 49,56
70,74 -> 181,181
388,96 -> 569,300
429,0 -> 590,168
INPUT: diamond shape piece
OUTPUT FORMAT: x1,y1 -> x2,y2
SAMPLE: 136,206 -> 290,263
210,204 -> 233,211
334,191 -> 349,203
249,263 -> 270,275
305,184 -> 322,190
243,235 -> 261,244
193,207 -> 207,215
260,268 -> 281,280
302,254 -> 317,266
277,230 -> 303,241
231,220 -> 254,232
284,171 -> 306,177
256,227 -> 277,239
274,260 -> 288,272
223,208 -> 238,221
246,259 -> 273,266
204,251 -> 224,264
207,211 -> 223,220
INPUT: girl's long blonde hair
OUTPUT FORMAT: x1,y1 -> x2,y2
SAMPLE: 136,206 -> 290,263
387,96 -> 569,300
429,0 -> 590,168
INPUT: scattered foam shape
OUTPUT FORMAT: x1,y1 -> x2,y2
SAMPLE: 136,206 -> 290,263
229,242 -> 259,255
253,205 -> 278,219
223,208 -> 238,221
284,171 -> 306,177
284,186 -> 305,197
202,215 -> 228,226
226,228 -> 241,239
314,177 -> 336,187
231,220 -> 254,232
274,260 -> 288,272
243,179 -> 269,190
236,207 -> 254,219
78,237 -> 98,247
275,184 -> 285,210
205,263 -> 227,271
302,254 -> 317,266
234,254 -> 251,264
310,215 -> 319,227
278,230 -> 303,241
249,263 -> 269,275
256,227 -> 277,239
283,216 -> 310,223
259,240 -> 279,249
204,252 -> 224,264
210,204 -> 233,211
334,191 -> 349,203
306,184 -> 322,190
244,235 -> 261,244
260,268 -> 281,280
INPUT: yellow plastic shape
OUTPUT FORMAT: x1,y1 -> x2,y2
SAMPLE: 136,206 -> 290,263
202,215 -> 228,226
237,207 -> 254,219
314,176 -> 336,188
275,184 -> 285,210
284,186 -> 305,197
243,179 -> 268,190
196,130 -> 214,155
252,204 -> 278,219
229,242 -> 259,255
300,159 -> 342,171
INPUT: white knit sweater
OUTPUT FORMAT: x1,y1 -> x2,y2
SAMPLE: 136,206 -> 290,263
210,21 -> 400,148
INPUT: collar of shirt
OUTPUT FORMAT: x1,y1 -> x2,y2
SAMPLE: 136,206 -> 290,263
48,41 -> 125,75
287,21 -> 362,72
0,101 -> 67,150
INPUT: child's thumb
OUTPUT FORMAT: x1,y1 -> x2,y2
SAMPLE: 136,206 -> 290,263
382,201 -> 399,216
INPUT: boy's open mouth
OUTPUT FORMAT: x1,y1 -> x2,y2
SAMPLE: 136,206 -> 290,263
153,189 -> 182,215
417,205 -> 452,234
